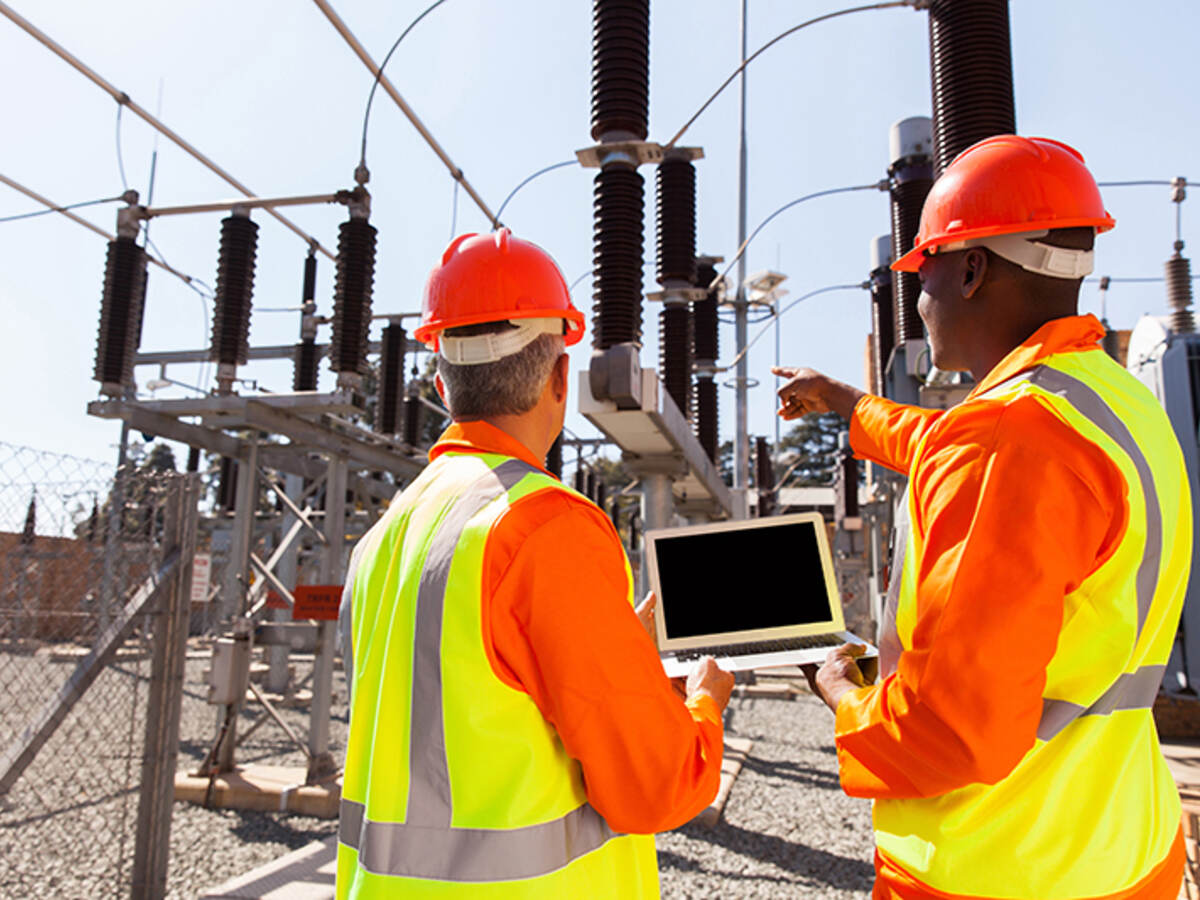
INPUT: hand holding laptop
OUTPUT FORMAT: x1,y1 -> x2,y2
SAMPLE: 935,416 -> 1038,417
638,592 -> 735,711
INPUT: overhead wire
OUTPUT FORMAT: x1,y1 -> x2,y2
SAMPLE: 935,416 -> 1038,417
0,1 -> 334,260
115,103 -> 130,193
710,182 -> 887,290
495,160 -> 578,225
312,0 -> 500,227
713,283 -> 866,374
358,0 -> 450,171
663,0 -> 921,150
0,193 -> 124,224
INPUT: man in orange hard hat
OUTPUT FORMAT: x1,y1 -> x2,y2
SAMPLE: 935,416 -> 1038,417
774,135 -> 1190,899
336,228 -> 734,898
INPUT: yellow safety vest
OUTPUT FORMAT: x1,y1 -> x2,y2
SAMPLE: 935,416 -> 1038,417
875,348 -> 1191,898
336,451 -> 658,899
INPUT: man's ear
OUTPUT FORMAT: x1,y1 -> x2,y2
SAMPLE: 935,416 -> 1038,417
962,248 -> 988,299
551,353 -> 569,403
434,371 -> 448,407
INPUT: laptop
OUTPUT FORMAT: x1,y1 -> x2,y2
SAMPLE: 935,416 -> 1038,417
646,512 -> 876,678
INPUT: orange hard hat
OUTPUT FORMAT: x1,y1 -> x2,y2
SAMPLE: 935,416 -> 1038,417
416,228 -> 585,353
892,135 -> 1115,273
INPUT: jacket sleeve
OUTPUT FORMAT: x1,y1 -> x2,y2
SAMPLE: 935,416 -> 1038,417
483,491 -> 725,833
835,398 -> 1128,798
849,394 -> 945,474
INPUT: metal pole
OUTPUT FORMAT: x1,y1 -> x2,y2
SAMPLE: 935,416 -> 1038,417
733,0 -> 751,514
639,472 -> 675,600
268,473 -> 303,695
130,475 -> 198,900
215,439 -> 257,772
774,301 -> 781,450
100,417 -> 132,636
308,455 -> 346,782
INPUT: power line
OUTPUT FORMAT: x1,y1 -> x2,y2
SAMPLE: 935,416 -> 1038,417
0,193 -> 123,224
0,171 -> 213,295
663,0 -> 921,150
312,0 -> 500,227
358,0 -> 450,171
711,182 -> 887,290
0,1 -> 334,260
495,160 -> 578,224
715,283 -> 866,373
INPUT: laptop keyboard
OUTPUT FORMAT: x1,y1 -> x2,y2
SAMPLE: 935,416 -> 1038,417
673,633 -> 845,662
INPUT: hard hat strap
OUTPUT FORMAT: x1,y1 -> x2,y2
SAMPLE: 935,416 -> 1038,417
439,318 -> 565,365
942,231 -> 1094,279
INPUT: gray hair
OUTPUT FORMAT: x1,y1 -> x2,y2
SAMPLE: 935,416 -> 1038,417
436,322 -> 564,419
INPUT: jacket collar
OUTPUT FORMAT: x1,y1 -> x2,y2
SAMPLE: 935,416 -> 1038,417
968,314 -> 1107,400
428,420 -> 550,474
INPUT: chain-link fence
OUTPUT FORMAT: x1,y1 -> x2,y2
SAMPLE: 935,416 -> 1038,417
0,443 -> 197,899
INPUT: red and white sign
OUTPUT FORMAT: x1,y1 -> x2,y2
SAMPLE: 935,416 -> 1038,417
292,584 -> 343,621
190,553 -> 212,603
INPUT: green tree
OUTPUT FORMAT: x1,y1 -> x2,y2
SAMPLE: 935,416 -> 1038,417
776,411 -> 848,488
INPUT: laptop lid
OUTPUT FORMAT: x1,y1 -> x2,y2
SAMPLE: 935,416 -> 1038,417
646,512 -> 844,653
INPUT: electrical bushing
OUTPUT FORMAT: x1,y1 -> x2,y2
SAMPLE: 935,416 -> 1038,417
755,436 -> 774,518
659,305 -> 693,420
590,0 -> 649,141
93,235 -> 149,397
218,456 -> 238,512
656,156 -> 698,420
210,214 -> 259,394
330,216 -> 377,387
293,340 -> 318,391
1166,249 -> 1195,335
403,394 -> 421,447
587,0 -> 650,409
590,165 -> 645,408
377,323 -> 406,434
693,258 -> 720,462
868,235 -> 895,397
888,118 -> 932,343
656,158 -> 697,285
928,0 -> 1016,177
592,166 -> 645,350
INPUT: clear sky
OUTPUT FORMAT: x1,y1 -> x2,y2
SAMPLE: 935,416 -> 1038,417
1,0 -> 1197,473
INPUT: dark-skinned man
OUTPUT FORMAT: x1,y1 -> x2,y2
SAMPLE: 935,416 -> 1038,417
773,135 -> 1191,900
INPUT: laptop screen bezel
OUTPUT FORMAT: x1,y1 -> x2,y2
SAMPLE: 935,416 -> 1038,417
646,511 -> 845,652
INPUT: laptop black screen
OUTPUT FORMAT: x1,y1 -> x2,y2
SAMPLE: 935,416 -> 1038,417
654,519 -> 835,640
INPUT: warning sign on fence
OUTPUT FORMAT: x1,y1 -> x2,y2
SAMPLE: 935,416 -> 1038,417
292,584 -> 342,621
190,553 -> 212,603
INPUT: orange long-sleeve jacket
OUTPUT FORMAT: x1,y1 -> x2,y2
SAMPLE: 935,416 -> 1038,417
428,421 -> 724,835
836,315 -> 1184,898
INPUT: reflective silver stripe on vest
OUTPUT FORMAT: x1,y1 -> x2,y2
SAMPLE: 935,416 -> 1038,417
1037,664 -> 1166,742
341,457 -> 619,881
340,796 -> 618,882
1020,366 -> 1165,740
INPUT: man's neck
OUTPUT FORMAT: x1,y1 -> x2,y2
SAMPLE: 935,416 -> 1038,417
475,412 -> 549,463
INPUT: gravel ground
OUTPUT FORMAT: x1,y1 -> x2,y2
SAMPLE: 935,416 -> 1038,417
1,641 -> 874,899
657,687 -> 874,899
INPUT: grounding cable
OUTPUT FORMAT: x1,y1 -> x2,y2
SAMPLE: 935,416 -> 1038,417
312,0 -> 501,227
663,0 -> 925,150
495,160 -> 579,225
711,283 -> 867,375
0,193 -> 124,224
710,182 -> 888,291
0,171 -> 214,295
0,1 -> 334,260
